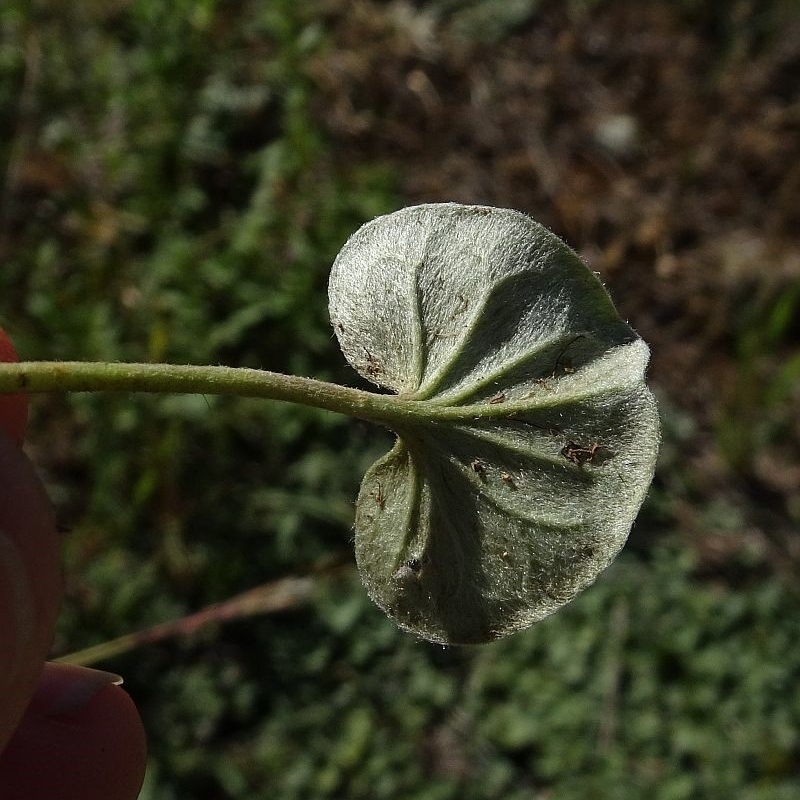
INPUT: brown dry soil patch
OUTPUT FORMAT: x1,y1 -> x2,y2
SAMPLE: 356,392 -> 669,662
310,0 -> 800,570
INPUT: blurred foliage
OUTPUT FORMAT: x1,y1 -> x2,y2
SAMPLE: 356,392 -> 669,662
133,545 -> 800,800
428,0 -> 543,43
717,280 -> 800,477
1,0 -> 799,798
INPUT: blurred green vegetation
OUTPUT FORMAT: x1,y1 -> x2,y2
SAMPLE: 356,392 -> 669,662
1,1 -> 799,798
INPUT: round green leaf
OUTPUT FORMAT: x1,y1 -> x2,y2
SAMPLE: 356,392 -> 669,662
329,204 -> 659,644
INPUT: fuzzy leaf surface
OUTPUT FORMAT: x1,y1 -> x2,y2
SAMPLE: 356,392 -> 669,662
329,203 -> 659,644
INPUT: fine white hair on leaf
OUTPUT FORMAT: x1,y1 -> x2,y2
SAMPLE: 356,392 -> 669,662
329,203 -> 660,645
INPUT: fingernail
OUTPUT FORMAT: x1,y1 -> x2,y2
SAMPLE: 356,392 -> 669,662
28,665 -> 123,719
0,528 -> 35,689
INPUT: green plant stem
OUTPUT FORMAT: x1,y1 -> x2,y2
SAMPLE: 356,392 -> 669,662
0,360 -> 567,425
0,361 -> 410,424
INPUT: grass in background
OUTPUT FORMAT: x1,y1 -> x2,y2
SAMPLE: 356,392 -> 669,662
1,1 -> 799,798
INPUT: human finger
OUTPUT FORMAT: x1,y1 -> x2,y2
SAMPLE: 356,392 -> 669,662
0,663 -> 147,800
0,431 -> 62,751
0,328 -> 28,446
